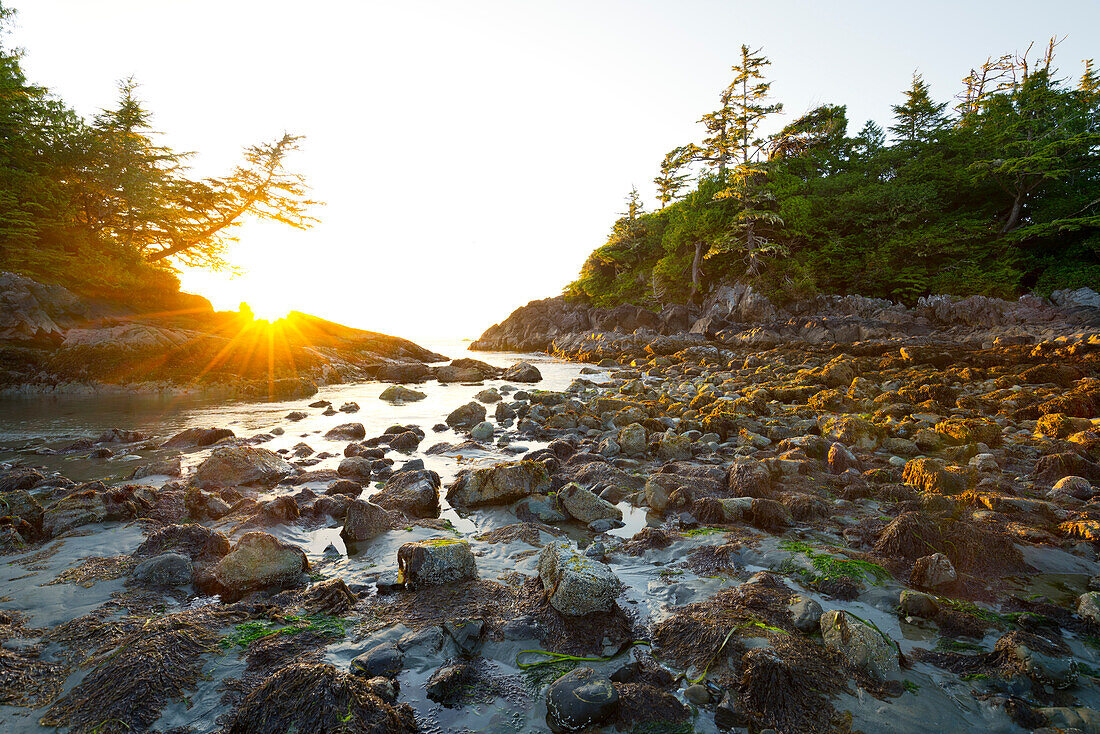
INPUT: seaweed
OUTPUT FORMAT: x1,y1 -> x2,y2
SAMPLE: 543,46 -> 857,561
779,540 -> 892,586
221,613 -> 347,650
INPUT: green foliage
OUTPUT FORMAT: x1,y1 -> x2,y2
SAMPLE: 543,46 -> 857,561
0,3 -> 317,301
568,40 -> 1099,308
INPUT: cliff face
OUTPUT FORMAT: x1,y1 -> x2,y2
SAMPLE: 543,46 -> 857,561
0,272 -> 446,395
472,284 -> 1100,355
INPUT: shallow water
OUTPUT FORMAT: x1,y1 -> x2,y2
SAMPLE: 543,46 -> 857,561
3,340 -> 1099,733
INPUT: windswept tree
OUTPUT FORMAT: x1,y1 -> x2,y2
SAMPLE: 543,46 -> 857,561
654,145 -> 697,208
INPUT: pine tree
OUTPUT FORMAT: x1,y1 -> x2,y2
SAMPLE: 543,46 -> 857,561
889,73 -> 948,144
654,145 -> 696,208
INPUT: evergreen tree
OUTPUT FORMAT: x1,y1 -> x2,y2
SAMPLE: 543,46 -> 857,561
654,145 -> 696,208
889,73 -> 948,143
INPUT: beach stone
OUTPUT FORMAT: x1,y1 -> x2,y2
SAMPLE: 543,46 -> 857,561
558,483 -> 622,524
495,402 -> 516,421
618,423 -> 648,457
445,460 -> 550,507
326,479 -> 363,497
397,538 -> 477,587
597,437 -> 620,457
372,469 -> 441,518
350,643 -> 404,679
337,456 -> 373,479
820,610 -> 898,679
0,468 -> 43,493
515,494 -> 569,524
341,500 -> 394,541
502,361 -> 542,382
426,661 -> 476,703
325,423 -> 366,440
446,402 -> 487,428
788,595 -> 823,633
683,684 -> 711,704
827,442 -> 861,474
902,457 -> 971,495
546,667 -> 618,731
192,446 -> 293,487
909,552 -> 957,588
656,430 -> 692,461
470,421 -> 495,441
475,388 -> 501,403
900,590 -> 939,619
538,540 -> 619,615
379,385 -> 426,403
131,456 -> 183,479
96,428 -> 147,444
0,489 -> 43,526
163,427 -> 234,448
1077,592 -> 1100,624
1053,476 -> 1095,500
444,618 -> 484,653
388,431 -> 421,451
285,411 -> 307,421
969,453 -> 999,472
211,532 -> 308,597
132,552 -> 193,587
339,402 -> 360,413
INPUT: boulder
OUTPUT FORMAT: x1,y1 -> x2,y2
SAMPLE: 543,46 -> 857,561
337,456 -> 374,479
372,470 -> 441,518
42,488 -> 108,537
130,456 -> 183,480
538,541 -> 619,615
397,538 -> 477,587
820,610 -> 898,679
325,423 -> 366,441
656,430 -> 692,461
1078,591 -> 1100,624
902,457 -> 971,495
470,421 -> 495,441
545,667 -> 619,731
210,532 -> 308,598
132,552 -> 193,587
618,423 -> 648,457
379,385 -> 426,403
909,552 -> 957,588
191,446 -> 294,487
558,483 -> 622,524
446,402 -> 487,429
341,500 -> 394,541
445,461 -> 550,507
502,361 -> 542,383
163,427 -> 234,449
350,643 -> 404,679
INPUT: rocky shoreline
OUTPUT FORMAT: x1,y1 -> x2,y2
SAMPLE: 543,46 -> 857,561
2,281 -> 1100,732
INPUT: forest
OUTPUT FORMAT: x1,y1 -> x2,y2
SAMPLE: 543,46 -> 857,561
0,3 -> 315,306
568,41 -> 1100,308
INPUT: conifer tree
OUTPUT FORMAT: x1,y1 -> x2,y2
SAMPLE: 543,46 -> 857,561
654,145 -> 696,208
889,73 -> 948,143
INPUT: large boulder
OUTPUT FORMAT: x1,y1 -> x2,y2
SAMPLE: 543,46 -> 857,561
191,446 -> 293,487
558,483 -> 622,524
538,541 -> 619,615
41,487 -> 108,537
372,470 -> 441,518
820,610 -> 898,679
546,667 -> 619,731
209,532 -> 308,599
341,500 -> 394,541
445,402 -> 487,428
325,423 -> 366,441
902,457 -> 971,495
502,361 -> 542,383
378,385 -> 427,403
162,427 -> 234,449
446,461 -> 550,507
397,538 -> 477,587
618,423 -> 648,457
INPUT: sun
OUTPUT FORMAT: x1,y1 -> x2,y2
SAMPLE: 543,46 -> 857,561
240,299 -> 291,322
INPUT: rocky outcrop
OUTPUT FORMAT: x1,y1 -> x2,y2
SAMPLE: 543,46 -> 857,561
472,285 -> 1100,356
0,271 -> 447,393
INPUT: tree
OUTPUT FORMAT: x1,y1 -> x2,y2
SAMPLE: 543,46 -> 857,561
654,145 -> 697,208
728,45 -> 783,167
889,73 -> 948,144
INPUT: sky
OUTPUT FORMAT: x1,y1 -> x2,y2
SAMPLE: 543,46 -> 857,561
6,0 -> 1099,339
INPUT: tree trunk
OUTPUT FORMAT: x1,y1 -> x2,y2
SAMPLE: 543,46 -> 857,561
1002,188 -> 1025,233
691,241 -> 706,301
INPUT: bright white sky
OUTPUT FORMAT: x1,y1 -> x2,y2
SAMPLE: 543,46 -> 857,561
7,0 -> 1099,339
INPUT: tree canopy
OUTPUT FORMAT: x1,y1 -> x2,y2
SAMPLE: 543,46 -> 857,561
569,40 -> 1100,308
0,3 -> 318,302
